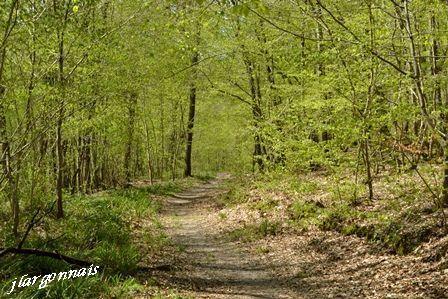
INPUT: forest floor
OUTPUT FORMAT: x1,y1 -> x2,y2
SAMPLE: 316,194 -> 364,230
137,173 -> 448,299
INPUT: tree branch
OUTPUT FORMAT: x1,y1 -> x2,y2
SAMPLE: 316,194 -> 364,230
164,52 -> 230,80
216,88 -> 252,106
0,247 -> 92,267
248,7 -> 333,42
200,69 -> 252,106
315,0 -> 409,77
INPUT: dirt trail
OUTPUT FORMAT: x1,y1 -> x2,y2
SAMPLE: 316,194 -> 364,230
158,174 -> 295,298
150,175 -> 447,298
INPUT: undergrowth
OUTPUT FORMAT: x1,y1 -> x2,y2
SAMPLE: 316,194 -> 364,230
228,220 -> 281,242
0,178 -> 195,298
222,170 -> 445,256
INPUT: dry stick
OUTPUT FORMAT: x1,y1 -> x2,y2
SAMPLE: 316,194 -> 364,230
42,233 -> 67,248
231,81 -> 253,98
0,248 -> 91,267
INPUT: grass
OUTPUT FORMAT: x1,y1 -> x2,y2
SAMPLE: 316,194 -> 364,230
0,177 -> 198,298
228,219 -> 281,242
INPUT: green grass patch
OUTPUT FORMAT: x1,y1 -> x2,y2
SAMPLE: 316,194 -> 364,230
0,178 -> 193,298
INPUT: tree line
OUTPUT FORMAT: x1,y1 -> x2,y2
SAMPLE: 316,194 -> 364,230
1,0 -> 448,246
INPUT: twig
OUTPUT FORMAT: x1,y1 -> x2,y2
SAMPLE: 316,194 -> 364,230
163,52 -> 231,80
248,7 -> 334,42
315,0 -> 409,77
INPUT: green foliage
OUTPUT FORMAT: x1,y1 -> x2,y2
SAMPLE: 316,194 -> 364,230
330,180 -> 365,205
318,205 -> 357,232
216,177 -> 250,207
0,184 -> 168,298
94,244 -> 140,274
2,0 -> 448,296
0,273 -> 144,299
223,164 -> 443,256
290,201 -> 321,222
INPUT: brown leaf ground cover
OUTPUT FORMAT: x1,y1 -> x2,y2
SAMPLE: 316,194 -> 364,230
138,173 -> 447,298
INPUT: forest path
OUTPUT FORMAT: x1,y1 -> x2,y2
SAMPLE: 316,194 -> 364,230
143,174 -> 447,298
155,173 -> 295,298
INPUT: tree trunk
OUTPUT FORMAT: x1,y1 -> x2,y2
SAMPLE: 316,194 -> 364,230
184,37 -> 199,177
124,92 -> 137,183
443,144 -> 448,206
244,56 -> 265,172
143,120 -> 154,185
55,13 -> 68,219
55,108 -> 64,219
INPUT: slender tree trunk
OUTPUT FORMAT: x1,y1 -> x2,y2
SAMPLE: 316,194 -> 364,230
443,142 -> 448,206
124,92 -> 137,183
55,107 -> 64,218
83,135 -> 92,193
159,95 -> 165,179
363,2 -> 375,201
184,35 -> 199,177
429,13 -> 442,159
402,1 -> 427,116
25,3 -> 38,201
244,56 -> 265,172
55,3 -> 70,219
0,86 -> 20,238
143,120 -> 154,185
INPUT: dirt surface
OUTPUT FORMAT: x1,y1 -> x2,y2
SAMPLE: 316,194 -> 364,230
147,174 -> 448,298
152,174 -> 293,298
